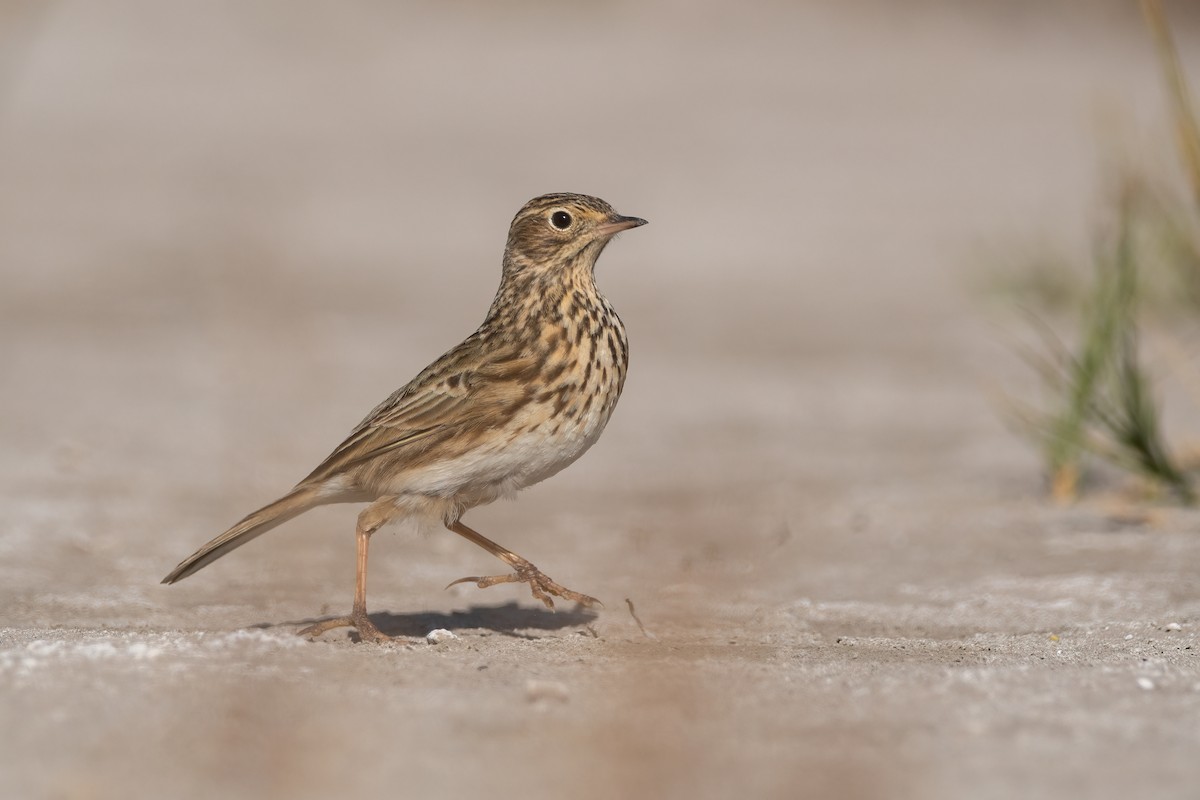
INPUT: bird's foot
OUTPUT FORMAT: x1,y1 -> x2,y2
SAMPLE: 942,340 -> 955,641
298,609 -> 393,644
446,559 -> 602,610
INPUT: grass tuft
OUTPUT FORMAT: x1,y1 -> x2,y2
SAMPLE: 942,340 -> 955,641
1002,3 -> 1200,505
1011,185 -> 1195,503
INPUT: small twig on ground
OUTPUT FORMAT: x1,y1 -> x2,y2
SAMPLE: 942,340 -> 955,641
625,598 -> 656,640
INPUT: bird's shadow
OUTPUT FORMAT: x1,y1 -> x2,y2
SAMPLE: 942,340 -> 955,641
251,601 -> 599,641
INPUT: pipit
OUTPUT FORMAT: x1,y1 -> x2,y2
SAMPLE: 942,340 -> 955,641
162,193 -> 647,643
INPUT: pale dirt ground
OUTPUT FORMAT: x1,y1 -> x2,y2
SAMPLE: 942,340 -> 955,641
2,2 -> 1200,799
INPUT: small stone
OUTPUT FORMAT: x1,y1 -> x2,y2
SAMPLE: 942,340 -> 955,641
425,629 -> 459,644
1136,677 -> 1155,691
525,679 -> 569,704
1124,634 -> 1134,641
1164,623 -> 1182,632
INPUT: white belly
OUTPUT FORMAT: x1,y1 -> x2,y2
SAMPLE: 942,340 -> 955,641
397,396 -> 614,505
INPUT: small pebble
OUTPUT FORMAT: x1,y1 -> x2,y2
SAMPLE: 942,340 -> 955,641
1124,634 -> 1134,641
1136,677 -> 1155,691
1164,623 -> 1182,632
425,629 -> 459,644
525,680 -> 570,704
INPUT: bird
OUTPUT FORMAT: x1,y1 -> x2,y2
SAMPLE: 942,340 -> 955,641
162,192 -> 647,643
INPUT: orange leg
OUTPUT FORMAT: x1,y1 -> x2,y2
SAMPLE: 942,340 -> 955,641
445,519 -> 601,609
299,497 -> 400,643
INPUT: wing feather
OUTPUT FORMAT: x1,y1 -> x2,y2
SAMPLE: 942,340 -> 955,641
299,343 -> 539,487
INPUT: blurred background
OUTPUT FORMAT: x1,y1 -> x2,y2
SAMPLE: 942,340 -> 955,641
2,2 -> 1199,799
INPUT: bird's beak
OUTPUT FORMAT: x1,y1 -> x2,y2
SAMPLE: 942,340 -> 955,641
595,215 -> 648,237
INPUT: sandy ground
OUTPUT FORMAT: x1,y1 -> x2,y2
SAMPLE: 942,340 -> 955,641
2,2 -> 1200,798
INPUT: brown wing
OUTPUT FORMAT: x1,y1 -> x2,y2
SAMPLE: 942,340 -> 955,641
300,338 -> 540,488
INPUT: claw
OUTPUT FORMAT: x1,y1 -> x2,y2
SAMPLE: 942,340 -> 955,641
444,565 -> 602,610
444,575 -> 489,590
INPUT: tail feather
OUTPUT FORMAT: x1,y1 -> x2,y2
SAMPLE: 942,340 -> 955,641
162,485 -> 325,584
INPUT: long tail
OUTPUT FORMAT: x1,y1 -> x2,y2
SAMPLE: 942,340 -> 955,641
161,485 -> 326,584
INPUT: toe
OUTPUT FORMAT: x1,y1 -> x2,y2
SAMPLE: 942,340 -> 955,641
298,617 -> 353,638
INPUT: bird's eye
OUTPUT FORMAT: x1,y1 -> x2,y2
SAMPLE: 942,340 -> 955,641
550,210 -> 572,230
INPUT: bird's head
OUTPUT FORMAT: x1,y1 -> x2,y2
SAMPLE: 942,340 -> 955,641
503,193 -> 647,278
